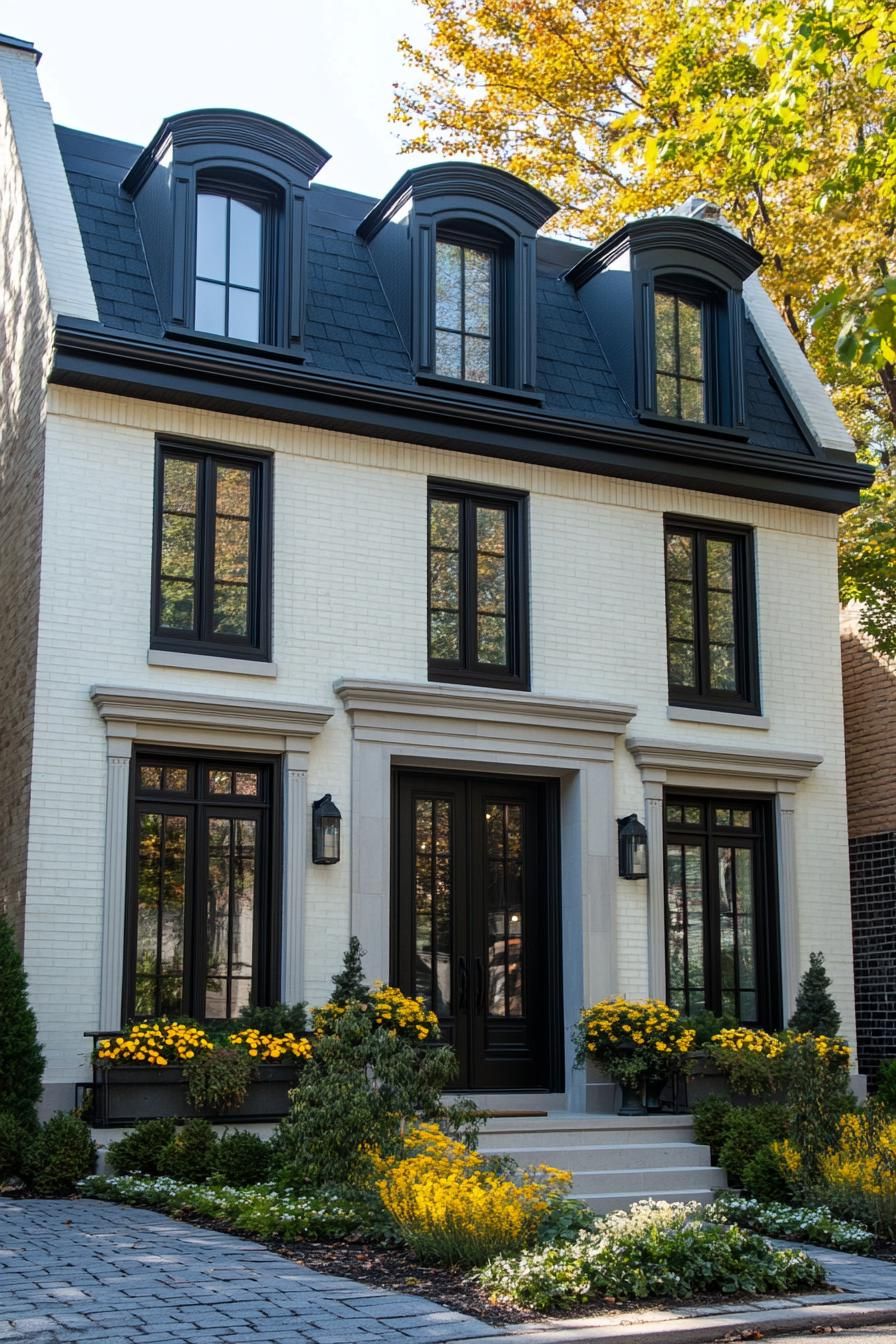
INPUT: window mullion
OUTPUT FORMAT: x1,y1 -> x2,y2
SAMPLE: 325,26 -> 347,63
462,498 -> 477,672
200,458 -> 218,644
695,531 -> 710,698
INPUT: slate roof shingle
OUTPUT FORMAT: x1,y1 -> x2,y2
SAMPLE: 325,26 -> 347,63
54,123 -> 811,455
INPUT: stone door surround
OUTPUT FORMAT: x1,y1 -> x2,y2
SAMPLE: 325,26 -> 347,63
626,736 -> 823,1017
90,685 -> 333,1028
334,677 -> 637,1106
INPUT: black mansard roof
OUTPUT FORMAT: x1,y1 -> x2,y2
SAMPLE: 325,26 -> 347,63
51,123 -> 871,512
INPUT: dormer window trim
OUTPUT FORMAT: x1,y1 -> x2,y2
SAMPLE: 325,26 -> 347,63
122,110 -> 330,359
359,163 -> 557,398
636,266 -> 748,436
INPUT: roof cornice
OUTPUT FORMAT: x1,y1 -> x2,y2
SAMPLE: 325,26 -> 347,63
358,161 -> 558,240
566,216 -> 762,289
51,319 -> 873,514
121,109 -> 331,195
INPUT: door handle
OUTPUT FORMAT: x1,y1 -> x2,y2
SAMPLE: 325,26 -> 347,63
475,957 -> 484,1014
457,956 -> 468,1012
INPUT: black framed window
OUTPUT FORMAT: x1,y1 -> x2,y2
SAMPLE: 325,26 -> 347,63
428,480 -> 528,689
195,191 -> 265,342
655,290 -> 710,422
126,752 -> 278,1021
664,519 -> 758,713
664,795 -> 779,1027
435,237 -> 496,384
152,441 -> 271,660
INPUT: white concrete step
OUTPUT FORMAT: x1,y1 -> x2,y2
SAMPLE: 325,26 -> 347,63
476,1111 -> 724,1214
570,1166 -> 727,1197
478,1141 -> 712,1172
479,1115 -> 697,1147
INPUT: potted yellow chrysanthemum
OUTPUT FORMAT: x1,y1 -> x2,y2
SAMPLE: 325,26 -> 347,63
573,998 -> 695,1115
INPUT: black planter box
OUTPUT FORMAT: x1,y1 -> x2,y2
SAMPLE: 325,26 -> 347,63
91,1061 -> 300,1127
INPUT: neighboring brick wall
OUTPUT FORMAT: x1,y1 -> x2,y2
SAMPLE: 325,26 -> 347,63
841,605 -> 896,1079
850,831 -> 896,1082
841,604 -> 896,838
0,64 -> 52,948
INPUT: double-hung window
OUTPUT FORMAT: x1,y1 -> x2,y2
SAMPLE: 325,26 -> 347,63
664,520 -> 758,713
427,481 -> 528,688
152,442 -> 271,660
193,178 -> 277,344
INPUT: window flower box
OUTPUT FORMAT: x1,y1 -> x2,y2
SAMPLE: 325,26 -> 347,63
89,1056 -> 301,1126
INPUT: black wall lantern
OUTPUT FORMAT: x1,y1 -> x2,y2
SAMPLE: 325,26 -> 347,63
312,794 -> 341,864
618,814 -> 648,880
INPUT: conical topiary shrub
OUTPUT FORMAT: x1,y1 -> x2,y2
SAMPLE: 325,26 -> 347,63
0,914 -> 45,1127
789,951 -> 842,1038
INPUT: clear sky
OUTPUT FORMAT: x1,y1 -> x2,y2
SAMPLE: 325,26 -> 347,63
1,0 -> 435,198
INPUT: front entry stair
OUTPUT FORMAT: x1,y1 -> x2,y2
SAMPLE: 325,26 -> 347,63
477,1112 -> 725,1215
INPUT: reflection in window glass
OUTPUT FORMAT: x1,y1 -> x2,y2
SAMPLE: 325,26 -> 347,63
134,812 -> 186,1016
434,240 -> 493,384
428,498 -> 461,662
655,291 -> 706,422
159,457 -> 198,632
476,507 -> 507,667
485,801 -> 524,1017
414,797 -> 453,1014
205,815 -> 257,1019
195,192 -> 263,343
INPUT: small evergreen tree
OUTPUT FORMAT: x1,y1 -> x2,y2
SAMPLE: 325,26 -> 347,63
789,951 -> 842,1038
329,936 -> 370,1005
0,915 -> 45,1128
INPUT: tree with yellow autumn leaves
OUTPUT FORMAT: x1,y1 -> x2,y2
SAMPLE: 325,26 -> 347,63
394,0 -> 896,653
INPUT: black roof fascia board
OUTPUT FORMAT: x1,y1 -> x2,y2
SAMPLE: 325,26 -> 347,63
50,320 -> 872,513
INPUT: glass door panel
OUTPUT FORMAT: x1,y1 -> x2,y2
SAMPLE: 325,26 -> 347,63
205,814 -> 257,1019
414,797 -> 453,1015
134,809 -> 188,1016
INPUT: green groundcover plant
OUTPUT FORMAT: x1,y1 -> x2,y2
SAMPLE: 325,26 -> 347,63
80,1174 -> 370,1242
707,1193 -> 874,1254
476,1200 -> 824,1311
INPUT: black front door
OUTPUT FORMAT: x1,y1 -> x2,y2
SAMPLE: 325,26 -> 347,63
394,771 -> 560,1091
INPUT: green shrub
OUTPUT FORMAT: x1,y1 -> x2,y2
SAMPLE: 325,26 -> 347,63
329,936 -> 370,1005
742,1143 -> 795,1203
105,1118 -> 177,1176
0,915 -> 45,1128
785,1033 -> 854,1186
212,1130 -> 271,1186
26,1112 -> 97,1196
183,1047 -> 253,1114
789,952 -> 841,1038
691,1095 -> 734,1161
0,1111 -> 32,1180
158,1119 -> 218,1182
876,1059 -> 896,1111
717,1103 -> 789,1189
477,1200 -> 824,1309
234,1001 -> 308,1037
274,999 -> 464,1187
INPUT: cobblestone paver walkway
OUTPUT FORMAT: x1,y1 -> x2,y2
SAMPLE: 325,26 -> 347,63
0,1200 -> 499,1344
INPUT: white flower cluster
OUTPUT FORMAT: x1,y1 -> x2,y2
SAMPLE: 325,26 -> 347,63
706,1194 -> 874,1253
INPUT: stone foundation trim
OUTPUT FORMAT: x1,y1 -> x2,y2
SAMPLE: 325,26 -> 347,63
90,685 -> 333,1024
626,736 -> 823,1015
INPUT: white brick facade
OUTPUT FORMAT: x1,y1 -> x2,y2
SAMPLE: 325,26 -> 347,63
23,386 -> 854,1090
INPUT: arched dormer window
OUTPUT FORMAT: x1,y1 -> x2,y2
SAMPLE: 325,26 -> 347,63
359,164 -> 557,397
194,173 -> 279,344
122,110 -> 330,356
564,209 -> 761,435
434,223 -> 511,385
653,277 -> 728,425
